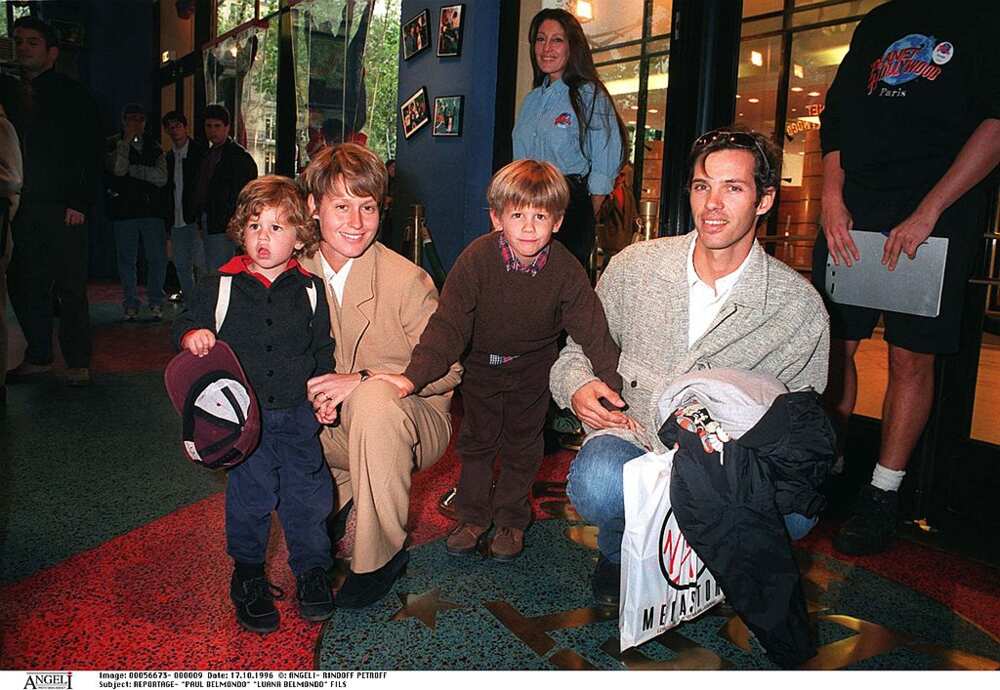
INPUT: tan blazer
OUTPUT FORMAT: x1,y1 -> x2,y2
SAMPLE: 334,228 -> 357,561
300,241 -> 462,415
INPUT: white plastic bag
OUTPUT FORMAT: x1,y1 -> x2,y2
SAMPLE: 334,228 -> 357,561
619,449 -> 724,651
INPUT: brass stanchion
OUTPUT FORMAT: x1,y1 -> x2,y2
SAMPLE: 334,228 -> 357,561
632,200 -> 658,244
405,203 -> 425,267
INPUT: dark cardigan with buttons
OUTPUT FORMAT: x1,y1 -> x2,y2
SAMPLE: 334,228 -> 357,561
172,260 -> 333,410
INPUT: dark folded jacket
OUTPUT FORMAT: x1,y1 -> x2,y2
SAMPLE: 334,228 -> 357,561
661,391 -> 834,668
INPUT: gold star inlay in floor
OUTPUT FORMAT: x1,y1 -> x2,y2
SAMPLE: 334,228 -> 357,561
389,588 -> 463,630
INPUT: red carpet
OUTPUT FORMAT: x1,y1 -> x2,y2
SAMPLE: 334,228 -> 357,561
0,417 -> 576,670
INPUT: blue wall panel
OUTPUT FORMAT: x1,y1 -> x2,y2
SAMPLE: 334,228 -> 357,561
392,0 -> 501,271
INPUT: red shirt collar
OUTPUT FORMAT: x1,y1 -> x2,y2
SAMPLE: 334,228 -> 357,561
219,255 -> 313,287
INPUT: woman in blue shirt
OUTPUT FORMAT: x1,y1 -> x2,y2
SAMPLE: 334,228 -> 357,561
513,8 -> 628,269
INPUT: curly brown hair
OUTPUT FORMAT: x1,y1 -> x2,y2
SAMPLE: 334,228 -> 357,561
227,175 -> 320,258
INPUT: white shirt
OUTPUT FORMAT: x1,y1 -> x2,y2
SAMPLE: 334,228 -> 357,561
320,252 -> 353,306
172,139 -> 190,228
686,235 -> 754,348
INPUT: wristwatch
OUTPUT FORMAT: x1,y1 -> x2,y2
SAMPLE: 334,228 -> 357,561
358,369 -> 371,383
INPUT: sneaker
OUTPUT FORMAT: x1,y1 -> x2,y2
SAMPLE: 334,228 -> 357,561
296,567 -> 335,622
445,522 -> 488,556
124,308 -> 138,322
336,548 -> 410,609
150,305 -> 163,321
591,555 -> 621,608
65,368 -> 91,387
833,484 -> 899,556
489,526 -> 524,562
6,361 -> 53,383
230,571 -> 285,634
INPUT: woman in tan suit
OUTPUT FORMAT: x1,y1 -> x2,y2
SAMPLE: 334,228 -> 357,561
300,144 -> 460,609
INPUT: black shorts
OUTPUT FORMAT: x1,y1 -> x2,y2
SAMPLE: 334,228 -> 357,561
811,184 -> 988,355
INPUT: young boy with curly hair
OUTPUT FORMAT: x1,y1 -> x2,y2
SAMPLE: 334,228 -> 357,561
173,175 -> 335,633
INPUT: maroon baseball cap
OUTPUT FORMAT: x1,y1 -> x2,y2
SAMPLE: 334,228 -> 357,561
164,341 -> 261,470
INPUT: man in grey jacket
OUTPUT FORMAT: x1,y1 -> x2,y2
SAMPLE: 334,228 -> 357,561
550,128 -> 830,607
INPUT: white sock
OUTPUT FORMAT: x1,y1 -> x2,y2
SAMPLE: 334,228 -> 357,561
871,463 -> 905,492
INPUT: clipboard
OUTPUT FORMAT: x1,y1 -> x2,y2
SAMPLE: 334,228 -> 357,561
823,229 -> 948,318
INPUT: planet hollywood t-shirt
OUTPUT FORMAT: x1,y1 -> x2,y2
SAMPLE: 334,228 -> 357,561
820,0 -> 1000,197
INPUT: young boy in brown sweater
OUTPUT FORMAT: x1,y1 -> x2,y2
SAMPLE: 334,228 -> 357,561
377,159 -> 622,561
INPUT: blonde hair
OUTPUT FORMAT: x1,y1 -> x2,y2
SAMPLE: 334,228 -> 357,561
227,175 -> 319,257
487,159 -> 570,216
298,142 -> 388,207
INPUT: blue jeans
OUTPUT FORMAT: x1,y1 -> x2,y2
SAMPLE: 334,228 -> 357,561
204,233 -> 235,275
114,217 -> 166,310
225,400 -> 333,575
170,223 -> 205,299
566,435 -> 819,563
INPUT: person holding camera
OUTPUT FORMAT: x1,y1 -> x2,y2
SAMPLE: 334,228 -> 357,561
106,103 -> 168,322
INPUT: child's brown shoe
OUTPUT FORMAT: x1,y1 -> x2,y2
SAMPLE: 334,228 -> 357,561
489,527 -> 524,562
446,522 -> 488,556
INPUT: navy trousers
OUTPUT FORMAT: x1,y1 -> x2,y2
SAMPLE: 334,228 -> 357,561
225,400 -> 333,575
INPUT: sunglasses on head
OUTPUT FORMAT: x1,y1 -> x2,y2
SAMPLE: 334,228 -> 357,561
693,130 -> 771,180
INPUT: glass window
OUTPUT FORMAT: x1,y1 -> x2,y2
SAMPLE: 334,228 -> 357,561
651,0 -> 672,37
743,0 -> 783,18
593,42 -> 641,63
580,1 -> 644,48
361,0 -> 400,162
203,27 -> 263,139
742,15 -> 784,37
292,0 -> 387,170
599,59 -> 640,165
770,20 -> 860,269
792,0 -> 889,27
242,20 -> 278,174
734,34 -> 782,140
216,0 -> 255,36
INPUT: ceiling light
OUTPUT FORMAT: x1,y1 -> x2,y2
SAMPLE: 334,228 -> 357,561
751,50 -> 763,67
807,91 -> 821,97
648,108 -> 658,114
735,94 -> 741,99
630,105 -> 638,110
628,120 -> 636,125
748,97 -> 760,104
791,86 -> 803,93
575,1 -> 593,22
738,112 -> 744,117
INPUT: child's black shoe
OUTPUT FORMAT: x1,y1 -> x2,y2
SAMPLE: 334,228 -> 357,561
230,569 -> 285,634
296,567 -> 335,622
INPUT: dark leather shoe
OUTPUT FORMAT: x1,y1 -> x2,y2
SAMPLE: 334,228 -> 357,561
833,484 -> 899,555
336,548 -> 409,609
296,567 -> 335,622
230,570 -> 285,633
446,522 -> 488,556
327,499 -> 354,545
489,526 -> 524,562
591,555 -> 620,608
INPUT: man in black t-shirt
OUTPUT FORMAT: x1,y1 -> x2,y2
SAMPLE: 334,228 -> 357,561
814,0 -> 1000,555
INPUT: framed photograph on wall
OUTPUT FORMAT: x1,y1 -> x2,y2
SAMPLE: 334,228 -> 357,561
432,95 -> 464,137
401,9 -> 431,60
401,87 -> 430,139
437,4 -> 465,57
